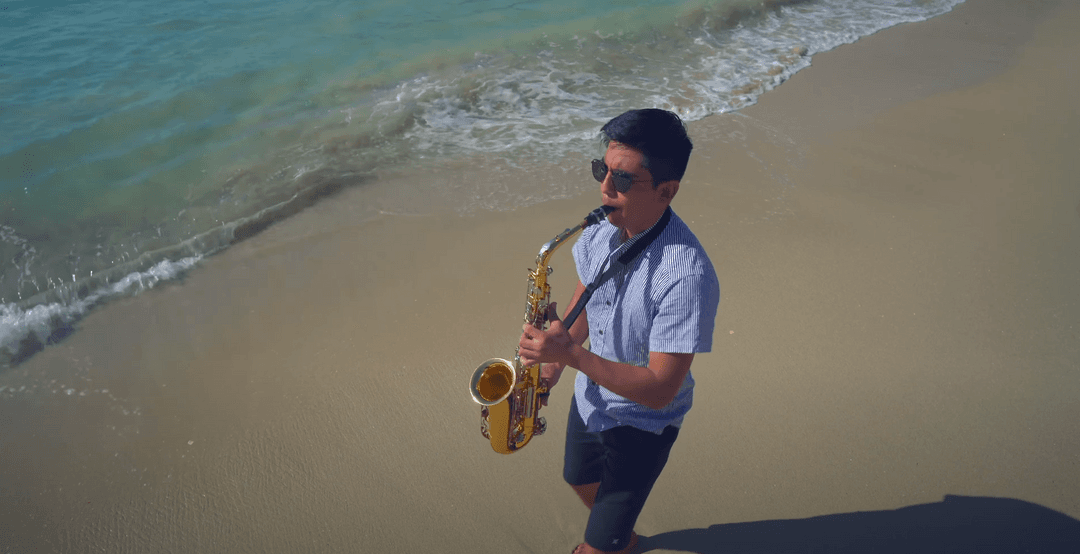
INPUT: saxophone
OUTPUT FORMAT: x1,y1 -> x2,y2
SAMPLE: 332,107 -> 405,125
469,205 -> 615,454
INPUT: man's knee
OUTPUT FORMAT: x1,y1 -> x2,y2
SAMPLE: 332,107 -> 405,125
571,482 -> 599,509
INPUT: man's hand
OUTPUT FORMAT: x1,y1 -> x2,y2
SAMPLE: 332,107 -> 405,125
538,363 -> 565,406
518,302 -> 576,369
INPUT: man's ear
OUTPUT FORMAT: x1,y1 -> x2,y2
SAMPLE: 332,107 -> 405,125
658,180 -> 680,203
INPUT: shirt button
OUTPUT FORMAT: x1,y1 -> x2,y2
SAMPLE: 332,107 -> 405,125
605,301 -> 611,306
598,330 -> 604,335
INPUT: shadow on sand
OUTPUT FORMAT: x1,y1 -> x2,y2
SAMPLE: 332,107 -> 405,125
641,495 -> 1080,553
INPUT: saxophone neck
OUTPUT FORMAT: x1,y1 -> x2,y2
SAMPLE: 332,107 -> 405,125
536,205 -> 616,265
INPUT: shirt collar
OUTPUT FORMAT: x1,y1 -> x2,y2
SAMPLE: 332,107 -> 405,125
609,208 -> 672,260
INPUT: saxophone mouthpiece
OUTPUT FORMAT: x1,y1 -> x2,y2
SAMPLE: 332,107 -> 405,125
585,205 -> 617,227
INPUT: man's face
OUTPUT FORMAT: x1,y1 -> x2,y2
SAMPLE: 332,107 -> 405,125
599,142 -> 676,238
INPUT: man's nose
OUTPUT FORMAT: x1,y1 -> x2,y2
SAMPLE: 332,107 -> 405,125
600,172 -> 617,197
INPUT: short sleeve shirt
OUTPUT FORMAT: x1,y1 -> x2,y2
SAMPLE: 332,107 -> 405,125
572,209 -> 720,433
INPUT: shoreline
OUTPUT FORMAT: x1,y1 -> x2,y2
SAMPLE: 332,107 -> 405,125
0,0 -> 954,330
3,0 -> 1079,551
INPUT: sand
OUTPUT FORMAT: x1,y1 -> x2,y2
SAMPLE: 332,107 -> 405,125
2,0 -> 1079,552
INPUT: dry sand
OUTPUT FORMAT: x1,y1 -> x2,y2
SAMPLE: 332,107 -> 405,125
2,0 -> 1079,552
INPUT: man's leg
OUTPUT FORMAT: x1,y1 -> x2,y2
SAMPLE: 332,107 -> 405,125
580,424 -> 679,554
565,398 -> 661,554
565,397 -> 607,549
565,397 -> 605,491
571,484 -> 642,554
571,482 -> 599,509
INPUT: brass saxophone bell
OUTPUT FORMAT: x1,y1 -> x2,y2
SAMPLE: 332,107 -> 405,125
470,358 -> 516,406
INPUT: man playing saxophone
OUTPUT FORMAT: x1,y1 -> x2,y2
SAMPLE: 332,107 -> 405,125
518,108 -> 720,554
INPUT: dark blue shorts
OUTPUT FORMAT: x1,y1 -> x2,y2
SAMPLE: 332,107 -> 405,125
563,396 -> 680,551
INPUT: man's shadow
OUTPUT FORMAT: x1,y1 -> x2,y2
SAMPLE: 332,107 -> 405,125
641,495 -> 1080,553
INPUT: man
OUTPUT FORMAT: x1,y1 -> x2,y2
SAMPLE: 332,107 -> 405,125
517,108 -> 720,554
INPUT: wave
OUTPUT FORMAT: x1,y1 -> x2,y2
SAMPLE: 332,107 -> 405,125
0,257 -> 200,367
0,0 -> 964,367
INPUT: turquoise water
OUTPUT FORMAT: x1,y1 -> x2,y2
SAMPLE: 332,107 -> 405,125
0,0 -> 963,365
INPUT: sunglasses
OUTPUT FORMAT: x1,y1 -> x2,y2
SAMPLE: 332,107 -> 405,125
591,159 -> 647,193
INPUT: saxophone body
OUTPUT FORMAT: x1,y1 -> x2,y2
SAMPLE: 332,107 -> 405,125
469,205 -> 615,454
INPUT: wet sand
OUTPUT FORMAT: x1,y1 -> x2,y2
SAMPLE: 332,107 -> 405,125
2,0 -> 1079,552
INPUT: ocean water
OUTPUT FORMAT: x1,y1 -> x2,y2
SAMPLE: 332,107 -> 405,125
0,0 -> 963,366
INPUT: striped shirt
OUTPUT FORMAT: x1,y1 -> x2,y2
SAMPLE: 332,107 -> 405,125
572,209 -> 720,434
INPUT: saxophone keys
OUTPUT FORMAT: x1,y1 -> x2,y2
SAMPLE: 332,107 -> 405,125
479,406 -> 491,439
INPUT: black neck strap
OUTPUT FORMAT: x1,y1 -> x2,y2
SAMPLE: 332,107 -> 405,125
563,207 -> 672,330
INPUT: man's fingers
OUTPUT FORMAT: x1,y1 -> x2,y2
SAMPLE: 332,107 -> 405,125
546,301 -> 560,323
521,324 -> 539,343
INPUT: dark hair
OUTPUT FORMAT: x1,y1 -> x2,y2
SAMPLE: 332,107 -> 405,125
600,108 -> 693,187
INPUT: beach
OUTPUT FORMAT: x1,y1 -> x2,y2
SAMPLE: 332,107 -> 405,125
2,0 -> 1079,551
